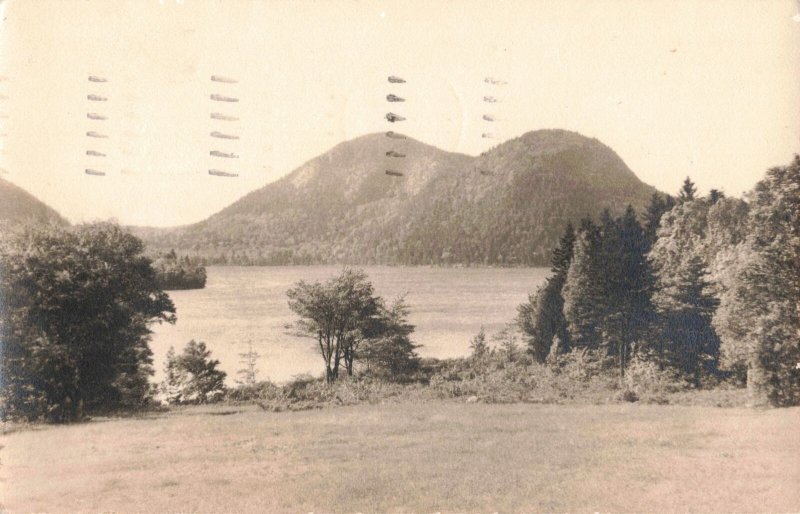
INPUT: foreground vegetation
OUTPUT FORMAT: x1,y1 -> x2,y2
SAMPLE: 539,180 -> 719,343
1,157 -> 797,423
2,401 -> 798,513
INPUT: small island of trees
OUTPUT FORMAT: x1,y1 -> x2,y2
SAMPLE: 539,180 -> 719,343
152,250 -> 207,290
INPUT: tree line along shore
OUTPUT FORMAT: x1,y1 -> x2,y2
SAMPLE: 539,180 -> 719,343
0,156 -> 797,423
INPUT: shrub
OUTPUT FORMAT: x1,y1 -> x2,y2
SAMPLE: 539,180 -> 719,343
623,354 -> 689,403
161,341 -> 227,404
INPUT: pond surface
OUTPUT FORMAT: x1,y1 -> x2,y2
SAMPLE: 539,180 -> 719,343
150,266 -> 549,383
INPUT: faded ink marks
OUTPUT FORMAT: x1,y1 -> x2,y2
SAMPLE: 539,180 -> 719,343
86,75 -> 110,177
479,76 -> 507,145
211,113 -> 239,121
475,77 -> 508,176
210,131 -> 239,140
209,75 -> 239,177
208,169 -> 238,178
484,76 -> 507,85
210,94 -> 238,103
384,75 -> 408,177
210,150 -> 239,159
210,75 -> 238,84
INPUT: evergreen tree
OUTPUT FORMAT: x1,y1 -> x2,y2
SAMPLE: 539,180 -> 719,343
236,343 -> 260,387
551,222 -> 576,277
708,188 -> 725,204
656,256 -> 721,385
518,222 -> 575,361
161,341 -> 227,404
562,222 -> 604,350
605,206 -> 656,376
493,325 -> 521,363
361,296 -> 420,378
649,200 -> 723,382
161,346 -> 185,404
678,176 -> 697,203
469,326 -> 489,359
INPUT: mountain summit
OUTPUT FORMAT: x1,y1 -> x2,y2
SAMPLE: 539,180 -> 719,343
135,130 -> 658,266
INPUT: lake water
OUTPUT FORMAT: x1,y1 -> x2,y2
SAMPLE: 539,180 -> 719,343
149,266 -> 549,384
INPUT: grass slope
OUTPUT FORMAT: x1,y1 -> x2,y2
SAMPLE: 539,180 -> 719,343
2,402 -> 798,513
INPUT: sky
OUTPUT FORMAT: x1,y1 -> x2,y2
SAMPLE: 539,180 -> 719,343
0,0 -> 798,226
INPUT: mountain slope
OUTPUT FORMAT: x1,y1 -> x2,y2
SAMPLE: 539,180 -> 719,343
134,130 -> 659,266
0,177 -> 69,227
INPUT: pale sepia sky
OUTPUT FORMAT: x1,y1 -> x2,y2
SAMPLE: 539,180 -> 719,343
1,0 -> 798,226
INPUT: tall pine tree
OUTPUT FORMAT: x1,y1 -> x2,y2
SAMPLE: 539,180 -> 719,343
678,176 -> 697,203
649,200 -> 723,382
518,223 -> 576,361
562,219 -> 604,350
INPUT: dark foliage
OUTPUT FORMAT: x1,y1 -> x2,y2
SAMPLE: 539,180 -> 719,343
0,222 -> 175,422
152,250 -> 207,290
656,256 -> 721,385
361,296 -> 421,380
518,222 -> 575,361
678,176 -> 697,203
161,341 -> 227,404
287,269 -> 418,383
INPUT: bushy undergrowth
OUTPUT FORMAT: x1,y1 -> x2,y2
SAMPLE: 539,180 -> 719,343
224,374 -> 424,411
621,355 -> 690,404
218,348 -> 728,411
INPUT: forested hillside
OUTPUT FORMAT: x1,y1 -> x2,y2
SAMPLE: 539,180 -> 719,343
133,130 -> 658,266
0,177 -> 68,227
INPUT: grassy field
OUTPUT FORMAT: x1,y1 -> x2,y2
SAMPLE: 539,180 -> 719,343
1,401 -> 798,513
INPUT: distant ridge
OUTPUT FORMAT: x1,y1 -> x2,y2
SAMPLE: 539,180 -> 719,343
0,177 -> 69,228
133,130 -> 659,266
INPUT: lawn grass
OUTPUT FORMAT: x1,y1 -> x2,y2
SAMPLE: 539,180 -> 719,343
1,402 -> 798,513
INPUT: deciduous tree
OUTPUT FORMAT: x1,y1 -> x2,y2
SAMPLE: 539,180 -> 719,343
0,222 -> 175,422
